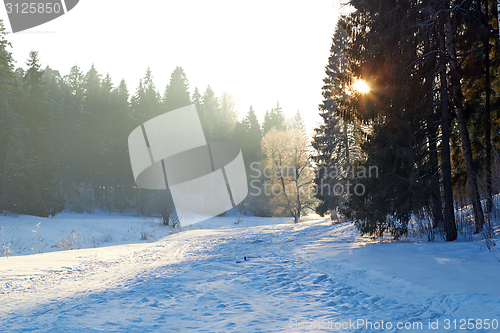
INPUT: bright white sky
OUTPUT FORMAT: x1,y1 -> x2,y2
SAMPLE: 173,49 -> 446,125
1,0 -> 344,132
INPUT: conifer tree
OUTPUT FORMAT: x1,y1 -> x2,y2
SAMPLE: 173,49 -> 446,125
234,105 -> 262,166
61,65 -> 86,207
0,20 -> 18,212
199,85 -> 220,141
291,110 -> 306,135
319,2 -> 455,238
19,51 -> 63,216
112,79 -> 134,211
132,67 -> 161,126
262,102 -> 287,134
216,92 -> 238,141
192,87 -> 202,113
130,68 -> 161,214
163,66 -> 191,112
312,22 -> 359,217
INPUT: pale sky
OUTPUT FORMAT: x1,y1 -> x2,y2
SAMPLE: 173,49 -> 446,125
1,0 -> 344,132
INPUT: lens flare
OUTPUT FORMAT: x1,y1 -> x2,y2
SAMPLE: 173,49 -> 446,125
353,79 -> 370,93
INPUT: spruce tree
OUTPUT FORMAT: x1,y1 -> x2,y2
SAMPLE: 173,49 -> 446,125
199,85 -> 220,141
163,66 -> 191,112
130,68 -> 161,214
216,92 -> 238,141
0,20 -> 17,213
132,67 -> 161,127
111,79 -> 134,211
312,22 -> 359,217
62,65 -> 85,208
262,102 -> 287,134
77,64 -> 102,211
291,110 -> 306,135
19,51 -> 63,216
234,105 -> 262,166
192,87 -> 202,113
326,2 -> 454,238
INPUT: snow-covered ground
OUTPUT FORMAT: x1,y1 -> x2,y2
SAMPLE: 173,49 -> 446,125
1,213 -> 500,332
0,212 -> 178,256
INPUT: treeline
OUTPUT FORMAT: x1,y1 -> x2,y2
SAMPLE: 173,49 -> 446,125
313,0 -> 500,240
0,20 -> 306,218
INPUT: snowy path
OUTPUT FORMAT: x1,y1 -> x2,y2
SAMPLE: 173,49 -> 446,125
1,218 -> 500,332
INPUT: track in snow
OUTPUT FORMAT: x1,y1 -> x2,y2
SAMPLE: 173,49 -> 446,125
1,219 -> 499,332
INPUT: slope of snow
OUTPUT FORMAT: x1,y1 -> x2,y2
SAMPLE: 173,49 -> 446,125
1,214 -> 500,332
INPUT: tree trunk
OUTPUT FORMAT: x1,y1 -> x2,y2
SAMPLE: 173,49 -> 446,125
482,0 -> 493,217
295,169 -> 300,223
444,11 -> 485,233
424,35 -> 444,229
429,117 -> 444,229
439,21 -> 458,241
344,120 -> 349,166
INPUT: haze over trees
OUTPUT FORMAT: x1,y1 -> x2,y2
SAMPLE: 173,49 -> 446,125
1,0 -> 499,242
0,19 -> 306,219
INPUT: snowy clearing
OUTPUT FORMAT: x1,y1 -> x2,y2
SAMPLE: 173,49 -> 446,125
1,213 -> 500,332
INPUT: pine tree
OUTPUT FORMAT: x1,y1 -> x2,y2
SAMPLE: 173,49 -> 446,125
65,65 -> 85,112
0,20 -> 18,213
132,67 -> 161,127
192,87 -> 202,112
62,65 -> 85,207
217,92 -> 238,140
75,64 -> 103,211
130,69 -> 162,214
291,110 -> 306,135
328,2 -> 454,238
245,106 -> 262,156
231,106 -> 264,214
199,85 -> 220,141
162,66 -> 191,112
41,66 -> 67,199
95,73 -> 115,209
262,102 -> 287,134
19,51 -> 64,216
312,22 -> 360,217
234,105 -> 262,166
112,79 -> 134,210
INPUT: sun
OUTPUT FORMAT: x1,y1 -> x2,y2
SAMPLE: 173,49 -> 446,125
352,79 -> 370,93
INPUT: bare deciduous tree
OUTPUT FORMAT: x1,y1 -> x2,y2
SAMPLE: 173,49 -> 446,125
262,128 -> 316,222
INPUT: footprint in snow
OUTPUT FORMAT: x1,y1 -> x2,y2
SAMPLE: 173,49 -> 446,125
313,274 -> 328,284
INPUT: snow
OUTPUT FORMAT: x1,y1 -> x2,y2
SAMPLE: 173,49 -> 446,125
1,213 -> 500,332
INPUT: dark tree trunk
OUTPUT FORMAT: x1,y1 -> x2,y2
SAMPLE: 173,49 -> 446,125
444,10 -> 485,233
424,35 -> 444,229
484,0 -> 493,215
429,115 -> 444,229
439,16 -> 458,241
